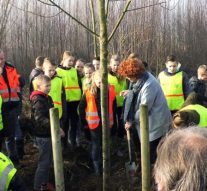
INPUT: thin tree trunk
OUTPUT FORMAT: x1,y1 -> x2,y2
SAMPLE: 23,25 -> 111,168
98,0 -> 110,190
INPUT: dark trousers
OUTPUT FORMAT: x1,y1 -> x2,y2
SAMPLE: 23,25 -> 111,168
90,127 -> 101,163
132,127 -> 162,164
63,101 -> 79,147
111,106 -> 125,138
0,107 -> 19,161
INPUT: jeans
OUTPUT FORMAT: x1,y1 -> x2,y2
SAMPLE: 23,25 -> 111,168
34,137 -> 52,190
90,127 -> 101,163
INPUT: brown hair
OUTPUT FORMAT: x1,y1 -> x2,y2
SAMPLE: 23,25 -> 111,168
172,110 -> 199,128
35,56 -> 45,67
118,58 -> 145,79
154,127 -> 207,191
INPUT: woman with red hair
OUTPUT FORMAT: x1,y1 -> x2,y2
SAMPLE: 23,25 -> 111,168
118,58 -> 171,164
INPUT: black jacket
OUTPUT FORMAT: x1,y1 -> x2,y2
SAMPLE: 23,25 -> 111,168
30,91 -> 54,137
189,76 -> 207,104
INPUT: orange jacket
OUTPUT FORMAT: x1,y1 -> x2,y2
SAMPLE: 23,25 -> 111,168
0,64 -> 20,102
85,86 -> 116,129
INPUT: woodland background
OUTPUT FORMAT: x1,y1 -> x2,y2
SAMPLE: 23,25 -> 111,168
0,0 -> 207,79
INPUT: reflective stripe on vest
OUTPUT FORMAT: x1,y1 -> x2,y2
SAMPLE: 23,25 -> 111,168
0,152 -> 17,191
108,73 -> 127,107
85,85 -> 116,129
0,96 -> 3,131
159,71 -> 184,110
0,65 -> 20,103
49,76 -> 63,118
181,104 -> 207,128
56,67 -> 81,102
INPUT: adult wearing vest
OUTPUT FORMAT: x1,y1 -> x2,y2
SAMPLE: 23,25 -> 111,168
0,152 -> 27,191
173,104 -> 207,128
0,49 -> 21,164
79,70 -> 116,175
158,55 -> 190,114
56,52 -> 82,149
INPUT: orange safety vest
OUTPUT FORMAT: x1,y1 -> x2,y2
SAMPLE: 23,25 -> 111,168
85,86 -> 116,129
0,64 -> 20,103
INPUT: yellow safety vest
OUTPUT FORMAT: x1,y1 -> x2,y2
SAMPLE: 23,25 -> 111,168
49,76 -> 63,119
0,152 -> 17,191
108,73 -> 127,107
181,104 -> 207,128
159,71 -> 184,111
0,96 -> 3,131
56,67 -> 81,102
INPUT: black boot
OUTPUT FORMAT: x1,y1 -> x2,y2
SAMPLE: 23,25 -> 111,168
15,139 -> 25,160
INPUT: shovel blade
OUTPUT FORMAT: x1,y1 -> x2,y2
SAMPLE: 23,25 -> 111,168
125,161 -> 138,184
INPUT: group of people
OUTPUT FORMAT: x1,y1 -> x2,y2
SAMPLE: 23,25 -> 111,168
0,47 -> 207,190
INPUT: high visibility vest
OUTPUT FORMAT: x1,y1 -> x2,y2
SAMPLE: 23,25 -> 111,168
85,86 -> 116,129
49,76 -> 63,119
108,73 -> 127,107
159,71 -> 184,111
56,67 -> 81,102
181,104 -> 207,128
0,152 -> 17,191
0,96 -> 3,131
0,65 -> 20,103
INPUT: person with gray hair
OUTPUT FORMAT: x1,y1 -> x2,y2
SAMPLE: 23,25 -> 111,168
154,127 -> 207,191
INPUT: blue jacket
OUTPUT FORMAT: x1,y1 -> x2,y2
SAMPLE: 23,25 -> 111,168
125,73 -> 171,142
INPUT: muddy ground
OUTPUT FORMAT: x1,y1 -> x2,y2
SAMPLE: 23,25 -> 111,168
17,116 -> 142,191
15,97 -> 155,191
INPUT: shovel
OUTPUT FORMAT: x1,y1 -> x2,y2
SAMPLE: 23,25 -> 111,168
125,129 -> 137,183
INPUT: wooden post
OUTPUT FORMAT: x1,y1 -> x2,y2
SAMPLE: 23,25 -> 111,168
50,108 -> 65,191
140,104 -> 150,191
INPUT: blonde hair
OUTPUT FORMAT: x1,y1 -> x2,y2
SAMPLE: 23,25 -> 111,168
198,65 -> 207,72
43,57 -> 56,69
84,63 -> 95,71
32,75 -> 51,90
89,70 -> 101,95
60,51 -> 74,65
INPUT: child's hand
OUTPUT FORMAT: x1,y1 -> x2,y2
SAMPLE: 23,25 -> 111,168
120,90 -> 129,97
60,128 -> 65,137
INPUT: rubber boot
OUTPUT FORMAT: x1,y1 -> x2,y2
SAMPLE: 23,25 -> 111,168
93,161 -> 101,176
16,139 -> 25,160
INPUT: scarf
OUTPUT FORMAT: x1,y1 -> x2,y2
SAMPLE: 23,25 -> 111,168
123,72 -> 149,122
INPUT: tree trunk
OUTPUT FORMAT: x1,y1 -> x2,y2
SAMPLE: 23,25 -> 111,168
98,0 -> 110,190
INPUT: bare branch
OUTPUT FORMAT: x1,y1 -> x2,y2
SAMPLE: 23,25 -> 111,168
10,3 -> 62,18
127,1 -> 166,12
36,0 -> 54,6
46,0 -> 99,37
108,0 -> 132,42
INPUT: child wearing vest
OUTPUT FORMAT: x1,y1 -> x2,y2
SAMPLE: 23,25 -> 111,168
56,51 -> 82,149
172,104 -> 207,128
158,55 -> 190,114
79,70 -> 116,175
43,58 -> 66,123
82,63 -> 95,92
30,75 -> 64,191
